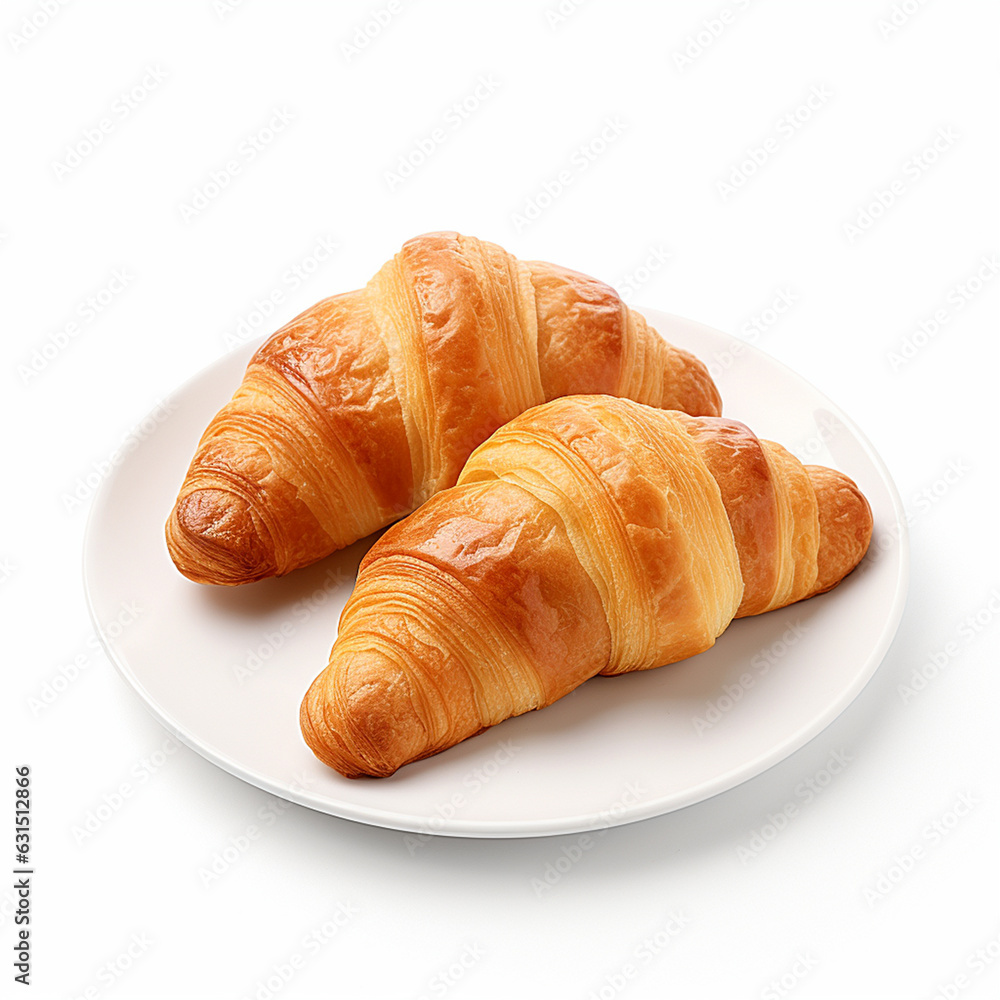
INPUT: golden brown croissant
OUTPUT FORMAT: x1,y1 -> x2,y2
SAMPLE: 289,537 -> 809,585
300,395 -> 872,778
166,232 -> 721,585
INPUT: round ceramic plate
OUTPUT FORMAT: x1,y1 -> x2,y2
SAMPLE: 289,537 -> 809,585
83,309 -> 908,838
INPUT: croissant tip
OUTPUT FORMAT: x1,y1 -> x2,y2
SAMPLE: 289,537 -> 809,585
692,358 -> 723,418
299,685 -> 364,778
166,489 -> 277,586
299,649 -> 431,779
806,466 -> 874,596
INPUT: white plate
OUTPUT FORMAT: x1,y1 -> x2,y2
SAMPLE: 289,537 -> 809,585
83,309 -> 908,838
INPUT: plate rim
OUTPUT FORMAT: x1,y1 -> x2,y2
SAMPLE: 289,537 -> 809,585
82,308 -> 910,839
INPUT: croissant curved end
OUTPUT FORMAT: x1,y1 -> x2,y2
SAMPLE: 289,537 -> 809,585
677,346 -> 723,418
165,489 -> 276,586
299,680 -> 359,776
806,466 -> 874,597
300,650 -> 429,779
692,358 -> 722,418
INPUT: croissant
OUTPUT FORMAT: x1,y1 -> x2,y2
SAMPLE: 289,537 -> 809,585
166,232 -> 721,585
300,395 -> 873,778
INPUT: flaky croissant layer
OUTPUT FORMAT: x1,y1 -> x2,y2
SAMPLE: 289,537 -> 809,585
301,396 -> 873,778
166,232 -> 721,585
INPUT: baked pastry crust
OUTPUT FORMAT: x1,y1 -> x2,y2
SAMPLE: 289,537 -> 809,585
166,233 -> 721,585
300,396 -> 873,778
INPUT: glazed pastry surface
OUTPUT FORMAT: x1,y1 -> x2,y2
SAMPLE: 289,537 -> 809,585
301,396 -> 873,777
166,233 -> 721,585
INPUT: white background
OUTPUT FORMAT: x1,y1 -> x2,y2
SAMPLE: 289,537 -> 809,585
2,1 -> 998,998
